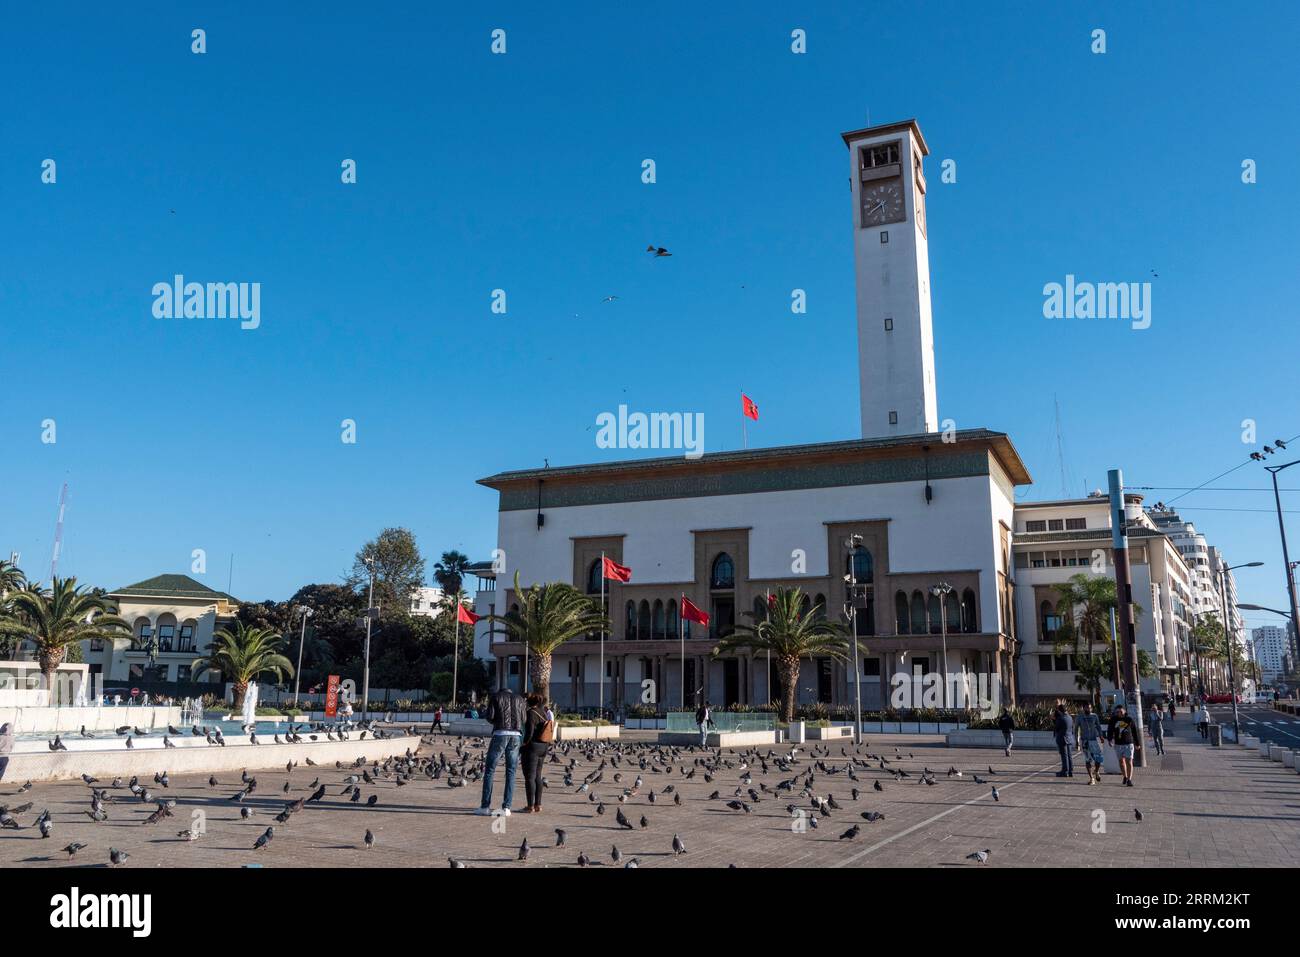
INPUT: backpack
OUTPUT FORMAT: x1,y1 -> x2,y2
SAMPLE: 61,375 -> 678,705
531,708 -> 554,744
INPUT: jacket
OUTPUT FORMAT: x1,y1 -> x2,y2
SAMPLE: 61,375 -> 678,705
1053,711 -> 1074,744
523,706 -> 551,747
1077,712 -> 1103,742
998,714 -> 1015,733
1108,713 -> 1136,746
485,688 -> 526,734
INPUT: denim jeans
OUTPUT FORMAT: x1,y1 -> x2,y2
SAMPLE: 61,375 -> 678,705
0,756 -> 7,782
480,733 -> 521,809
1057,741 -> 1073,775
699,723 -> 709,747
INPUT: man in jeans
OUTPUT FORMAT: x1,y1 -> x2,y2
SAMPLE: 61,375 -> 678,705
1053,703 -> 1074,777
475,682 -> 527,816
997,708 -> 1015,756
696,702 -> 713,748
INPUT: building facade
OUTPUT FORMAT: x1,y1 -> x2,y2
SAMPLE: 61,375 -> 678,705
1253,625 -> 1289,683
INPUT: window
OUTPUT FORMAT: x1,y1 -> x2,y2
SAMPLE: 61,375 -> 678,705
89,639 -> 105,652
884,317 -> 893,331
961,588 -> 978,633
625,601 -> 637,640
176,665 -> 192,682
1025,520 -> 1046,532
910,591 -> 927,634
895,591 -> 910,634
846,547 -> 873,584
652,600 -> 666,640
862,142 -> 900,168
1038,655 -> 1054,672
880,231 -> 889,244
508,659 -> 519,675
864,658 -> 881,676
638,600 -> 651,638
888,410 -> 898,425
1054,654 -> 1072,672
586,560 -> 603,595
179,622 -> 196,653
710,553 -> 735,590
1066,517 -> 1086,530
1048,519 -> 1064,531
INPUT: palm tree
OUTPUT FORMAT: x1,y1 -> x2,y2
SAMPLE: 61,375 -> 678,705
0,558 -> 25,597
0,576 -> 131,685
191,621 -> 294,710
433,550 -> 473,596
493,573 -> 608,703
713,587 -> 849,722
1053,574 -> 1143,705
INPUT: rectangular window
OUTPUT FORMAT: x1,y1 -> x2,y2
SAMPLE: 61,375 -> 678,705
508,659 -> 519,675
1054,655 -> 1071,671
1031,560 -> 1045,568
888,411 -> 898,425
862,142 -> 900,168
1038,655 -> 1054,672
176,665 -> 192,682
883,317 -> 893,331
1025,520 -> 1046,532
863,658 -> 881,676
1065,517 -> 1086,530
880,230 -> 889,244
1048,519 -> 1064,531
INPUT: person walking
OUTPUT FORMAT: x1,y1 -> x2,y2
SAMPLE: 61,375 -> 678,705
1167,699 -> 1176,725
1107,704 -> 1138,786
431,705 -> 443,733
520,693 -> 554,814
1077,703 -> 1106,784
1196,702 -> 1211,740
1148,703 -> 1166,756
475,681 -> 526,815
0,723 -> 13,784
696,701 -> 713,748
1053,703 -> 1074,777
997,708 -> 1015,756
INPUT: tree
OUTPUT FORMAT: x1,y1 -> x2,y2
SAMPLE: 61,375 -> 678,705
713,587 -> 849,722
1074,648 -> 1156,701
1053,574 -> 1143,701
0,577 -> 131,686
493,573 -> 608,703
191,621 -> 294,709
433,550 -> 473,596
0,558 -> 25,596
347,528 -> 426,618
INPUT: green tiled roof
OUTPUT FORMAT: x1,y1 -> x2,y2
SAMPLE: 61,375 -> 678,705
109,574 -> 239,603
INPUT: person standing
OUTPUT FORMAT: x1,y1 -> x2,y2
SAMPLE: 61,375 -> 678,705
475,681 -> 526,815
1196,702 -> 1211,739
520,693 -> 554,814
1147,703 -> 1166,756
1053,704 -> 1074,777
0,723 -> 12,783
1077,703 -> 1105,784
1107,704 -> 1138,786
696,701 -> 713,748
431,705 -> 444,733
998,708 -> 1015,756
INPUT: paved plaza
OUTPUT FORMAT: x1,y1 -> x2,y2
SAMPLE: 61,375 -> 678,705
1,723 -> 1296,869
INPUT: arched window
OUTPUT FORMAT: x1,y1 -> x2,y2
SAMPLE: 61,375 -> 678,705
586,560 -> 603,595
814,593 -> 827,620
910,592 -> 927,634
156,613 -> 177,651
626,600 -> 637,640
179,618 -> 198,652
962,588 -> 978,633
846,547 -> 874,584
652,600 -> 666,639
945,591 -> 961,633
133,616 -> 153,650
895,591 -> 909,634
800,594 -> 812,618
927,593 -> 942,634
711,553 -> 735,590
638,600 -> 652,638
667,599 -> 679,638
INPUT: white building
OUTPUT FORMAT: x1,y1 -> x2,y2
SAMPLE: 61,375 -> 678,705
82,574 -> 239,689
1253,625 -> 1289,683
1012,493 -> 1193,703
408,586 -> 445,618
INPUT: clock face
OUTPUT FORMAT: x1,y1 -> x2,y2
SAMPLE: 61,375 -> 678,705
861,178 -> 905,227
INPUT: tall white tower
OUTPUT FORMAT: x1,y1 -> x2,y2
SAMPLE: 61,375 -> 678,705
842,119 -> 938,438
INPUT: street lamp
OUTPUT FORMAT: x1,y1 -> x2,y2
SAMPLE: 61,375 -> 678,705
843,535 -> 865,745
930,582 -> 954,709
361,556 -> 377,721
292,606 -> 313,707
1265,461 -> 1300,666
1219,561 -> 1264,742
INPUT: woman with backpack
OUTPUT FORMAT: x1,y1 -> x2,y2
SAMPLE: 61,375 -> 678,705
521,693 -> 554,813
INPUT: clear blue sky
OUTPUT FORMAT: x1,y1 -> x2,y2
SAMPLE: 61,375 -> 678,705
2,2 -> 1298,627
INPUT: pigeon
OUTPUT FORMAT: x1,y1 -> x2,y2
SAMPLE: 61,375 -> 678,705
639,815 -> 649,829
624,857 -> 640,868
555,828 -> 567,848
241,806 -> 253,820
307,784 -> 326,803
449,856 -> 466,868
991,786 -> 999,802
364,829 -> 375,849
125,736 -> 134,750
38,815 -> 53,838
672,834 -> 686,856
647,245 -> 672,258
49,736 -> 68,752
966,849 -> 990,865
253,827 -> 274,850
577,851 -> 590,867
861,811 -> 885,823
615,807 -> 634,829
80,726 -> 95,739
611,844 -> 623,864
873,781 -> 883,792
518,838 -> 530,861
177,829 -> 200,842
839,825 -> 861,841
63,842 -> 87,859
1134,808 -> 1144,822
109,847 -> 129,866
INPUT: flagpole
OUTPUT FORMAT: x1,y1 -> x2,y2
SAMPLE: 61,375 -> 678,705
600,552 -> 606,722
680,593 -> 686,710
766,588 -> 772,707
742,420 -> 748,450
452,607 -> 460,708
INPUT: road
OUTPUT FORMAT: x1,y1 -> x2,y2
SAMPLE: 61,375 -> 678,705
1206,702 -> 1300,747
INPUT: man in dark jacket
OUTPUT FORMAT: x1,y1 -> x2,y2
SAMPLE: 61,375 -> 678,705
475,683 -> 527,815
997,709 -> 1015,756
1053,704 -> 1074,777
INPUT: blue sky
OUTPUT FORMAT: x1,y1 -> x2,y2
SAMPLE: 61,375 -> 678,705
2,2 -> 1298,626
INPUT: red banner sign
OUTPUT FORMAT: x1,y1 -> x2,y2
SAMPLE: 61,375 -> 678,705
325,674 -> 341,718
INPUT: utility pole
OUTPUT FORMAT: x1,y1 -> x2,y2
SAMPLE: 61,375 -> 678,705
844,535 -> 865,745
1267,462 -> 1300,667
1108,470 -> 1146,767
361,557 -> 376,721
292,606 -> 312,706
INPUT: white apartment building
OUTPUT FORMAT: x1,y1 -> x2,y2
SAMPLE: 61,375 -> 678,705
1253,624 -> 1289,683
1012,494 -> 1193,703
408,586 -> 446,618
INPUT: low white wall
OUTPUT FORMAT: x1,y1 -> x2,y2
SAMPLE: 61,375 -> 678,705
947,729 -> 1059,749
657,730 -> 778,747
0,706 -> 184,735
2,734 -> 423,783
556,725 -> 620,741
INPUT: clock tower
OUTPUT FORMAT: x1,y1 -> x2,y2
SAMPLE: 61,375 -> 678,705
842,119 -> 938,438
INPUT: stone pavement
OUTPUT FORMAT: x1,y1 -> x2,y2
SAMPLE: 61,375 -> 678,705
0,724 -> 1295,868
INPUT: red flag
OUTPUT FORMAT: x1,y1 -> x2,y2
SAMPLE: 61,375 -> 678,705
767,593 -> 777,608
680,596 -> 710,627
741,394 -> 759,421
602,556 -> 632,583
457,604 -> 481,625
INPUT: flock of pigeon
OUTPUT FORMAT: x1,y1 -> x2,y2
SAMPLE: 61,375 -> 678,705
47,719 -> 397,753
2,729 -> 1149,867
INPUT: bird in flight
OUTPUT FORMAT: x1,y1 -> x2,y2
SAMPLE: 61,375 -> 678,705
646,245 -> 672,257
600,295 -> 619,303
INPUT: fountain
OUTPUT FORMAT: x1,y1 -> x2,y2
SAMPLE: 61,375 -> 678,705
241,682 -> 258,729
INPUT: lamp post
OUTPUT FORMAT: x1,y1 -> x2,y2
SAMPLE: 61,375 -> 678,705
843,535 -> 865,745
1237,602 -> 1294,692
361,557 -> 376,721
1219,561 -> 1263,742
1266,462 -> 1300,662
930,582 -> 953,709
292,606 -> 313,708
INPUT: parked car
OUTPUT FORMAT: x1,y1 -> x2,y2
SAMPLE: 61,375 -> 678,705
1205,692 -> 1238,704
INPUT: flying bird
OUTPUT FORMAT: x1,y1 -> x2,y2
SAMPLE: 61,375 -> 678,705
646,245 -> 672,258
